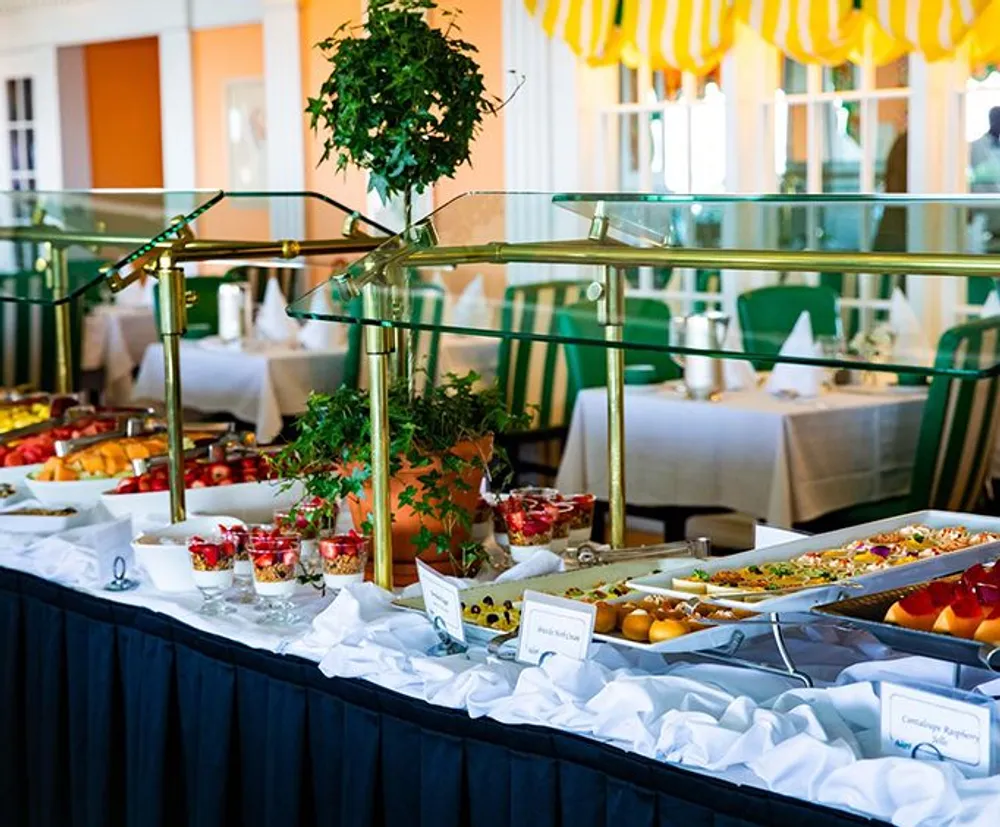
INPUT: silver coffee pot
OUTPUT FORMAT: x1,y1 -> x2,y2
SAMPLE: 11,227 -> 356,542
669,311 -> 730,400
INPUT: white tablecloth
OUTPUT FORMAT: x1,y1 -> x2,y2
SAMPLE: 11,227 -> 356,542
130,334 -> 502,443
132,339 -> 347,443
556,385 -> 927,527
2,517 -> 998,827
81,306 -> 158,405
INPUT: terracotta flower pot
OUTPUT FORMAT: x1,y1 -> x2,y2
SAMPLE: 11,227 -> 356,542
347,434 -> 493,585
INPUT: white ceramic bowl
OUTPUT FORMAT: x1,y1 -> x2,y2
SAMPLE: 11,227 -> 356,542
0,463 -> 42,485
25,474 -> 121,508
102,478 -> 305,523
132,515 -> 246,593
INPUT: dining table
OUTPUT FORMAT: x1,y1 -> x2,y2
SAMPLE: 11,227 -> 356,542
555,382 -> 929,527
130,334 -> 501,443
80,304 -> 158,405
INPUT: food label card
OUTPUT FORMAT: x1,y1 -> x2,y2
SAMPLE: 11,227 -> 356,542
416,560 -> 466,644
880,682 -> 993,777
753,523 -> 807,550
516,590 -> 596,666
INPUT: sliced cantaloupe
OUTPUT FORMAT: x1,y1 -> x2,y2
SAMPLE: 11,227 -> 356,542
932,601 -> 984,640
53,463 -> 78,482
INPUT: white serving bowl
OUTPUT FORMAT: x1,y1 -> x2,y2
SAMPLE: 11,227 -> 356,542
102,478 -> 305,523
132,515 -> 245,593
25,474 -> 121,508
0,463 -> 42,485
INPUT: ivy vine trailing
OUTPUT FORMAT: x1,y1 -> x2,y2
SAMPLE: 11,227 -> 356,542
306,0 -> 502,213
273,373 -> 531,570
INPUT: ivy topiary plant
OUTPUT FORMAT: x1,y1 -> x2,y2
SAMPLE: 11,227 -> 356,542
307,0 -> 501,227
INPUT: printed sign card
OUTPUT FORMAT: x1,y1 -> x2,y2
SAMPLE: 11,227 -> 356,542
516,590 -> 596,666
416,560 -> 466,644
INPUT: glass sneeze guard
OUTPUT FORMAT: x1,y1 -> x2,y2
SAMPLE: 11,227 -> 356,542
286,191 -> 1000,379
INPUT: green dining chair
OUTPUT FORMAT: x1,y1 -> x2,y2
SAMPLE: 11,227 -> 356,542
737,284 -> 841,369
799,315 -> 1000,530
967,278 -> 1000,308
556,297 -> 681,418
0,272 -> 83,391
494,280 -> 590,482
152,275 -> 242,339
343,283 -> 445,394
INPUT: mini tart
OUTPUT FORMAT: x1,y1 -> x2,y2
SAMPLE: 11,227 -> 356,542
621,609 -> 654,642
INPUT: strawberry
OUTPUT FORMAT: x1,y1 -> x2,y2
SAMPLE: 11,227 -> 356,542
282,550 -> 298,568
190,480 -> 207,489
151,478 -> 169,492
4,454 -> 24,467
253,553 -> 275,568
115,477 -> 139,494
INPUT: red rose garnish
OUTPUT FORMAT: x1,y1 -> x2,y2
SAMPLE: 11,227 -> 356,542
925,581 -> 956,607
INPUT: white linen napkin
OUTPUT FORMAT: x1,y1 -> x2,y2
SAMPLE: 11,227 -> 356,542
452,274 -> 492,330
889,287 -> 933,368
254,277 -> 300,344
494,548 -> 565,582
765,311 -> 823,398
719,317 -> 757,391
297,286 -> 339,351
980,290 -> 1000,318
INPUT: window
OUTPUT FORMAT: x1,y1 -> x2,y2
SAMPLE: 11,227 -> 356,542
6,77 -> 35,192
766,55 -> 911,335
598,64 -> 726,313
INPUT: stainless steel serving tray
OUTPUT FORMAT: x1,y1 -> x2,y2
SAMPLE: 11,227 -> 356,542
627,511 -> 1000,614
393,557 -> 769,654
812,584 -> 1000,671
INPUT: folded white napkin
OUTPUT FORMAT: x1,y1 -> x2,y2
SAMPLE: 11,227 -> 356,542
115,276 -> 153,307
980,290 -> 1000,318
889,287 -> 932,368
720,317 -> 757,391
17,518 -> 132,587
494,548 -> 564,582
452,274 -> 492,330
297,286 -> 339,351
255,277 -> 300,344
765,311 -> 823,398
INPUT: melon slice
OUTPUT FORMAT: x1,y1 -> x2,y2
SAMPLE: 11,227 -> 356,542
885,588 -> 942,632
932,594 -> 984,639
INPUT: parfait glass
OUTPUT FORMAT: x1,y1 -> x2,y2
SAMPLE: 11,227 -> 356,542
221,524 -> 256,605
318,531 -> 369,592
274,497 -> 336,564
187,535 -> 236,616
568,493 -> 596,546
247,525 -> 301,625
507,504 -> 555,563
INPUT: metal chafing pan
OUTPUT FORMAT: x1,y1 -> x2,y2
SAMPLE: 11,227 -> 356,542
812,583 -> 1000,671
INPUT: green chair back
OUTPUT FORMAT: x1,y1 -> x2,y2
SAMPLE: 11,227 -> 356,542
556,297 -> 682,420
224,265 -> 303,305
737,284 -> 840,369
0,272 -> 82,390
908,316 -> 1000,512
153,275 -> 238,339
495,280 -> 589,430
344,284 -> 444,394
967,279 -> 1000,308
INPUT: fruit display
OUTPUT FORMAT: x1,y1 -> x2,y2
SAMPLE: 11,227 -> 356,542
671,524 -> 1000,597
31,433 -> 176,482
0,418 -> 116,468
0,401 -> 50,435
883,562 -> 1000,643
110,453 -> 276,495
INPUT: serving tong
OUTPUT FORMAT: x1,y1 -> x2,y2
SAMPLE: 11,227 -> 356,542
130,428 -> 255,476
566,536 -> 711,568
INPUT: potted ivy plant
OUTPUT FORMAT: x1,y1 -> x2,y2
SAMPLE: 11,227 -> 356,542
274,374 -> 529,582
306,0 -> 501,231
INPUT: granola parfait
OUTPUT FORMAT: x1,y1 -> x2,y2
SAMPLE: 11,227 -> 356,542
492,494 -> 516,549
568,493 -> 596,546
318,530 -> 369,590
220,523 -> 255,605
537,500 -> 576,553
472,496 -> 493,543
187,535 -> 236,616
247,525 -> 301,625
274,497 -> 336,562
505,506 -> 554,563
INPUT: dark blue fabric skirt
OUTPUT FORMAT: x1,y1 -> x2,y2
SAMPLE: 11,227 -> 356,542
0,568 -> 886,827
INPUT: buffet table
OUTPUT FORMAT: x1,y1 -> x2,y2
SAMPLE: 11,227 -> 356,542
3,520 -> 1000,827
556,385 -> 927,526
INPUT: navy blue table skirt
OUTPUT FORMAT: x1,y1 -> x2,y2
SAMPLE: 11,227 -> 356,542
0,567 -> 887,827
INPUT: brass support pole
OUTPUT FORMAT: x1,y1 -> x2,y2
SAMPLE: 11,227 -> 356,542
48,246 -> 73,394
386,263 -> 412,394
156,258 -> 188,523
603,265 -> 626,549
363,284 -> 395,590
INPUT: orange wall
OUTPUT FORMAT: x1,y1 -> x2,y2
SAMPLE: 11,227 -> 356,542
191,24 -> 269,242
84,37 -> 163,188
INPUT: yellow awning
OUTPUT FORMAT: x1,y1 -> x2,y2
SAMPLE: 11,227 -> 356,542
523,0 -> 1000,70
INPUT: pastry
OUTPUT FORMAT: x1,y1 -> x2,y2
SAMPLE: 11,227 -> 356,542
648,618 -> 688,642
620,609 -> 654,641
594,601 -> 618,634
